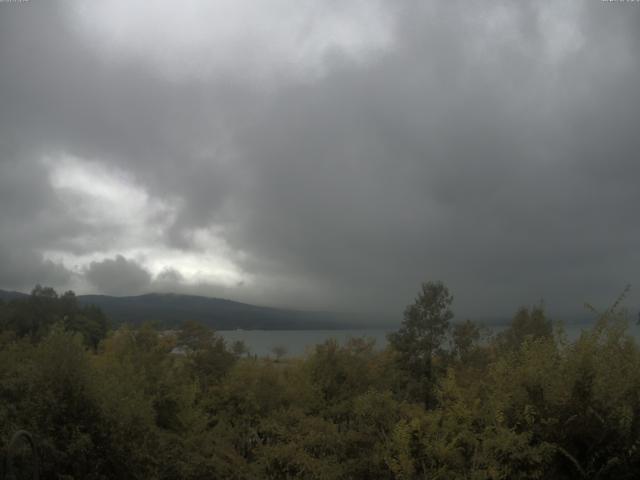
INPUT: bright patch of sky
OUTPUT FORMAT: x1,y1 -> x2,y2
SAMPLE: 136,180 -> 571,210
43,154 -> 246,290
70,0 -> 396,83
468,2 -> 585,66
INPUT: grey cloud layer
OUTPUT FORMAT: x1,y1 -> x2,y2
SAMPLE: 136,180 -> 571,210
1,1 -> 639,319
85,255 -> 152,296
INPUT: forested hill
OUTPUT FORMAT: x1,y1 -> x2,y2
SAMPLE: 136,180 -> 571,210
4,282 -> 640,478
0,289 -> 28,302
0,289 -> 351,330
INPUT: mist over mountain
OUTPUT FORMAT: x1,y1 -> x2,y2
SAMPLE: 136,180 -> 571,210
78,293 -> 360,330
0,290 -> 28,302
0,289 -> 376,330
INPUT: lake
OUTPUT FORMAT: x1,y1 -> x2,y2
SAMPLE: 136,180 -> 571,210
218,328 -> 393,357
218,321 -> 640,357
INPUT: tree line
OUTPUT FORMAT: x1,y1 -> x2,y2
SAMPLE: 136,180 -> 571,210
1,282 -> 639,479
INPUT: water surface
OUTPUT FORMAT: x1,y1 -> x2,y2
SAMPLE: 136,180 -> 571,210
218,321 -> 640,358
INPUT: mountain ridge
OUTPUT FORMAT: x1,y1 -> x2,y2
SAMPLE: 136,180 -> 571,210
0,289 -> 358,330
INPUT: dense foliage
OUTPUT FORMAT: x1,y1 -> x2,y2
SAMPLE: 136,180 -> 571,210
1,283 -> 640,479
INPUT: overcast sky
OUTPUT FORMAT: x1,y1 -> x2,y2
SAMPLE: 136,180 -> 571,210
1,0 -> 639,321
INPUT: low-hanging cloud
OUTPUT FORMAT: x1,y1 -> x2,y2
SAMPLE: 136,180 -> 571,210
85,255 -> 152,296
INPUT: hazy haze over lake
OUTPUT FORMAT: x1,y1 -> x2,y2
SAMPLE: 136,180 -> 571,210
218,320 -> 640,357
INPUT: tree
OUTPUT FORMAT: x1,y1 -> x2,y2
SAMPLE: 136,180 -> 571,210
451,319 -> 482,362
0,286 -> 109,346
271,345 -> 287,362
178,321 -> 236,389
178,320 -> 216,351
388,281 -> 454,405
496,305 -> 552,352
231,340 -> 249,357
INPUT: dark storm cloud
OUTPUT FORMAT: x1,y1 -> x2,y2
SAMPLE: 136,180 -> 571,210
1,1 -> 639,320
223,2 -> 640,316
0,249 -> 72,293
85,256 -> 152,295
0,144 -> 78,290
